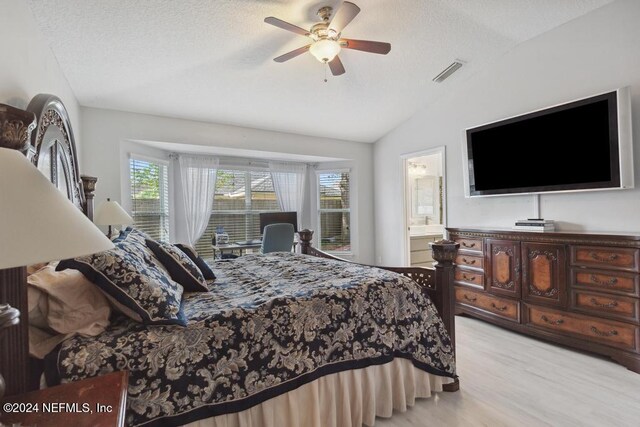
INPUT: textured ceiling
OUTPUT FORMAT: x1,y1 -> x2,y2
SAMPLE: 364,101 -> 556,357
27,0 -> 612,143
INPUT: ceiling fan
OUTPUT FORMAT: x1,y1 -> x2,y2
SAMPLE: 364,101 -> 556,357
264,1 -> 391,76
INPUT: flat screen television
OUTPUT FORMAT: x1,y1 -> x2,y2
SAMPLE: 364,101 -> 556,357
259,211 -> 298,234
463,87 -> 633,197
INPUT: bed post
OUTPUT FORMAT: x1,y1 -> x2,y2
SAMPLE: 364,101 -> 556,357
431,239 -> 460,392
431,240 -> 459,349
298,229 -> 314,254
297,229 -> 338,260
81,175 -> 97,221
0,103 -> 37,397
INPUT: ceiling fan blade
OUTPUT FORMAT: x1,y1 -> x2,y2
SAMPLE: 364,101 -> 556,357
340,38 -> 391,54
273,45 -> 311,63
264,17 -> 311,37
329,2 -> 361,34
328,56 -> 346,76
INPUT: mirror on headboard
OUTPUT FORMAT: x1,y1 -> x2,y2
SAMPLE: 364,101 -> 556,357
36,136 -> 73,200
26,94 -> 84,211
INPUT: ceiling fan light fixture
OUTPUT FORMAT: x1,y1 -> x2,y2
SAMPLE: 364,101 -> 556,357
310,39 -> 341,63
265,2 -> 389,76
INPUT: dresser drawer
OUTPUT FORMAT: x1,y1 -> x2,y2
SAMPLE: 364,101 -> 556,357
454,269 -> 484,289
570,268 -> 639,297
526,305 -> 638,351
454,237 -> 483,253
455,286 -> 519,322
570,290 -> 639,323
570,246 -> 640,272
455,253 -> 484,270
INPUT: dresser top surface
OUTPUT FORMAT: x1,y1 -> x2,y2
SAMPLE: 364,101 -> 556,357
447,227 -> 640,243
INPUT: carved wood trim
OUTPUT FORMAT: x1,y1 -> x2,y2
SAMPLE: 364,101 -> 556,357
493,279 -> 515,290
81,175 -> 98,221
529,284 -> 558,297
0,104 -> 36,153
493,246 -> 514,256
527,249 -> 559,297
27,94 -> 85,212
448,229 -> 640,249
528,249 -> 557,261
490,244 -> 517,290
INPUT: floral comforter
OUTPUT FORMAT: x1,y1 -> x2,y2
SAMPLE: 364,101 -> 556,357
48,252 -> 456,426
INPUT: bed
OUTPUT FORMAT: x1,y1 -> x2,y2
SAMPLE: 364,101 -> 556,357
0,95 -> 460,426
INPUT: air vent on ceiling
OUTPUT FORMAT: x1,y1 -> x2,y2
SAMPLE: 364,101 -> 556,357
432,60 -> 464,83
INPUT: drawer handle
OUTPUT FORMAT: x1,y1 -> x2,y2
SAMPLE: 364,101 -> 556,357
491,303 -> 508,312
462,242 -> 476,248
462,274 -> 476,282
462,258 -> 477,265
540,315 -> 564,325
589,275 -> 618,286
590,326 -> 618,337
463,294 -> 477,302
589,252 -> 619,262
590,298 -> 619,309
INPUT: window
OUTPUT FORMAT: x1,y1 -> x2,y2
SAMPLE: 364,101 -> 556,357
317,171 -> 351,252
195,169 -> 279,260
129,156 -> 169,241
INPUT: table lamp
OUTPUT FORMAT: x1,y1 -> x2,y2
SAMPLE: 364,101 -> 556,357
0,147 -> 114,397
94,198 -> 134,239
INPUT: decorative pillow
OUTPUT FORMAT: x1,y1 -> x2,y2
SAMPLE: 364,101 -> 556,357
146,240 -> 208,292
57,244 -> 186,326
27,263 -> 111,359
115,226 -> 152,252
175,243 -> 216,280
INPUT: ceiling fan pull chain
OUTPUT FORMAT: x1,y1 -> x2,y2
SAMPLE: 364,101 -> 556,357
324,64 -> 328,83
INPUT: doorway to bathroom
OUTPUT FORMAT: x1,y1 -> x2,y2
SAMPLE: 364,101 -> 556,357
402,147 -> 446,267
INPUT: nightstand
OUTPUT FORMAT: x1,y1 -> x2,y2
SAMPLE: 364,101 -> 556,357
0,370 -> 128,427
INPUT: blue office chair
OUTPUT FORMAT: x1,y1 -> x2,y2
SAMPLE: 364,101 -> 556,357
261,223 -> 295,254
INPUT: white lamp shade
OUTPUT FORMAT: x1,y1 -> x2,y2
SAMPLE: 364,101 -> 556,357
95,199 -> 134,226
0,148 -> 115,269
309,39 -> 341,63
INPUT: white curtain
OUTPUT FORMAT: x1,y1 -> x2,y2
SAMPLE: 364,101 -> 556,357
179,155 -> 219,245
269,161 -> 307,229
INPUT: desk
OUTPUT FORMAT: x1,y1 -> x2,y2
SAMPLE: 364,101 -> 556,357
213,241 -> 299,258
213,242 -> 262,258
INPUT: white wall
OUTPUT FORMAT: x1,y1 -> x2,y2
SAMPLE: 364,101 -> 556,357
374,0 -> 640,265
0,1 -> 81,155
81,107 -> 375,263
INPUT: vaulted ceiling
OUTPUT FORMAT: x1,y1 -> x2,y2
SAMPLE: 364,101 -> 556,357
27,0 -> 612,142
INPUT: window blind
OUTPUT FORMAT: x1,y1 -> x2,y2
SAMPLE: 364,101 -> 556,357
129,156 -> 169,241
195,169 -> 279,260
318,172 -> 351,252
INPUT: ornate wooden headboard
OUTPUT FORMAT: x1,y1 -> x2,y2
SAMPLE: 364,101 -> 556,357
26,94 -> 97,219
0,95 -> 97,395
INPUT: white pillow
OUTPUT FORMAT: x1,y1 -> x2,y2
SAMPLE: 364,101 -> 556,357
27,263 -> 111,358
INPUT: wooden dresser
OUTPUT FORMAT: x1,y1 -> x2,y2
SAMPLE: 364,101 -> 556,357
448,227 -> 640,373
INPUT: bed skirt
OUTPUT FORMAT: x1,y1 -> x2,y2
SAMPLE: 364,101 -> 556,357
184,358 -> 453,427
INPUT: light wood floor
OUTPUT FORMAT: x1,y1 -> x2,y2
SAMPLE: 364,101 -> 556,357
377,316 -> 640,427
